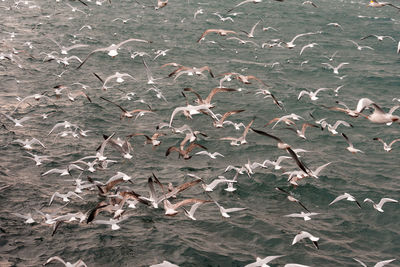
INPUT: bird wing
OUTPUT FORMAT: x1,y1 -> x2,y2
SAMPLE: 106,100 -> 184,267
341,133 -> 352,147
76,47 -> 108,69
353,258 -> 367,267
389,139 -> 400,147
378,198 -> 398,207
374,259 -> 397,267
205,87 -> 237,104
329,194 -> 348,205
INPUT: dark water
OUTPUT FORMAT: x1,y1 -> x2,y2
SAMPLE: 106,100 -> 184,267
0,0 -> 399,266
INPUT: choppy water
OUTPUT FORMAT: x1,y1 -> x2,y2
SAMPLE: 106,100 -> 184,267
0,0 -> 399,266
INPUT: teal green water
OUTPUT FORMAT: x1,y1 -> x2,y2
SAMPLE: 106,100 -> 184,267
0,0 -> 399,266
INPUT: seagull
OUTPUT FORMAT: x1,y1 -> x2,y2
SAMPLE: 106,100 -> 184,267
105,171 -> 132,184
95,133 -> 115,161
327,23 -> 343,31
262,156 -> 291,170
357,102 -> 400,125
227,37 -> 259,46
163,198 -> 210,216
263,26 -> 278,32
300,43 -> 318,55
397,40 -> 400,54
361,34 -> 395,42
285,123 -> 320,139
244,255 -> 285,267
94,72 -> 135,90
200,176 -> 236,192
373,137 -> 400,152
104,134 -> 133,159
92,216 -> 129,230
348,40 -> 374,51
328,98 -> 374,118
127,132 -> 164,148
204,109 -> 244,128
12,212 -> 36,224
329,192 -> 361,208
266,113 -> 304,129
112,17 -> 133,24
211,198 -> 247,218
220,119 -> 253,146
251,128 -> 312,175
241,19 -> 261,38
49,191 -> 84,206
302,0 -> 317,7
353,258 -> 396,267
284,212 -> 319,221
212,12 -> 234,22
168,103 -> 215,127
1,113 -> 31,127
227,0 -> 263,13
363,198 -> 398,212
275,187 -> 310,212
281,31 -> 320,49
12,93 -> 52,114
77,38 -> 152,69
150,260 -> 180,267
100,97 -> 153,120
292,231 -> 319,249
166,143 -> 207,160
368,0 -> 400,10
42,164 -> 83,176
197,29 -> 238,43
182,201 -> 208,221
195,151 -> 224,159
321,62 -> 349,74
49,38 -> 89,55
342,133 -> 364,154
23,151 -> 50,166
320,120 -> 353,135
183,87 -> 237,107
13,138 -> 46,150
298,88 -> 331,101
44,256 -> 87,267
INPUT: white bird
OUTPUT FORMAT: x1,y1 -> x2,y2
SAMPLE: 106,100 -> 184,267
220,119 -> 253,146
77,38 -> 152,69
329,192 -> 361,208
244,255 -> 285,267
341,133 -> 364,154
49,38 -> 89,55
327,23 -> 343,31
92,217 -> 128,230
284,212 -> 319,221
227,0 -> 262,13
49,191 -> 84,205
195,151 -> 224,159
112,17 -> 133,24
12,212 -> 36,224
292,231 -> 319,249
1,113 -> 31,127
373,137 -> 400,152
224,170 -> 240,192
13,138 -> 46,150
348,40 -> 374,51
105,172 -> 132,184
302,1 -> 317,7
44,256 -> 87,267
324,50 -> 339,61
300,43 -> 318,55
262,156 -> 291,170
97,72 -> 136,90
212,12 -> 234,22
397,40 -> 400,54
42,164 -> 83,176
281,31 -> 320,49
363,198 -> 398,212
150,260 -> 180,267
210,197 -> 246,218
353,258 -> 396,267
321,62 -> 349,75
361,34 -> 395,42
368,0 -> 400,10
320,120 -> 353,135
23,151 -> 50,166
169,103 -> 215,127
201,176 -> 236,192
241,19 -> 261,38
298,88 -> 331,101
182,201 -> 208,220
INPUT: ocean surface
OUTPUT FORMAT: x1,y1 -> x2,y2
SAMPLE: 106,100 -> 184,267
0,0 -> 399,266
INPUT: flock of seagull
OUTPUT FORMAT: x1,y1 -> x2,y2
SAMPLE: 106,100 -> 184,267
1,0 -> 399,266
